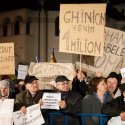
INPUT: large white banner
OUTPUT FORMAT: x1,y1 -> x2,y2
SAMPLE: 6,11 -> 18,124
0,99 -> 14,125
13,104 -> 45,125
0,43 -> 15,75
28,62 -> 74,89
60,4 -> 106,56
76,27 -> 125,77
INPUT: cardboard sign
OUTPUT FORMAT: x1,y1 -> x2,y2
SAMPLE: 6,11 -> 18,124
0,43 -> 15,75
76,27 -> 125,77
28,62 -> 74,89
60,4 -> 106,56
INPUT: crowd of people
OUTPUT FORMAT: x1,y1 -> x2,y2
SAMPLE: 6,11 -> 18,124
0,70 -> 125,125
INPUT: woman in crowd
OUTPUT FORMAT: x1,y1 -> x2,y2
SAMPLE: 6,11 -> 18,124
82,76 -> 112,125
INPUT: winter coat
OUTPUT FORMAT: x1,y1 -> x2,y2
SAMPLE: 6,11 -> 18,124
49,90 -> 82,125
101,95 -> 125,117
72,78 -> 88,98
82,92 -> 112,125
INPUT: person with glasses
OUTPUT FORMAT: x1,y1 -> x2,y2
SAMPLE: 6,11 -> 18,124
50,75 -> 82,125
14,75 -> 48,125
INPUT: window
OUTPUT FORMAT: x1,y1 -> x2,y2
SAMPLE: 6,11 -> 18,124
26,22 -> 30,34
14,16 -> 23,35
55,16 -> 59,36
2,18 -> 11,37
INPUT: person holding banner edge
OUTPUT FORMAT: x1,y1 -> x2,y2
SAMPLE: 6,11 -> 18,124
72,69 -> 88,99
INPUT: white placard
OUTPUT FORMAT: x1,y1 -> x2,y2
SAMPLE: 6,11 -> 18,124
120,68 -> 125,78
18,64 -> 28,79
13,104 -> 45,125
108,116 -> 125,125
41,93 -> 61,110
0,99 -> 14,125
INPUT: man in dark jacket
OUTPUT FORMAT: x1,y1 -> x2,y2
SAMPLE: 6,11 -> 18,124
101,83 -> 125,121
51,75 -> 82,125
14,75 -> 48,124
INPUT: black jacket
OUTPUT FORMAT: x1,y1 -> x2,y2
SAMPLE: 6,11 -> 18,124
49,90 -> 82,125
72,78 -> 88,98
101,96 -> 125,117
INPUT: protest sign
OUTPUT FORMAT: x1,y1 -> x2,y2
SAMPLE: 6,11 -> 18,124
13,104 -> 45,125
76,27 -> 125,77
41,93 -> 61,109
0,99 -> 14,125
108,116 -> 125,125
120,68 -> 125,78
28,62 -> 74,89
60,4 -> 106,56
0,43 -> 15,75
17,64 -> 28,79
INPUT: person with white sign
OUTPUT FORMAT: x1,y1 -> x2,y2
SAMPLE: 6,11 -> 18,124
14,75 -> 48,125
102,83 -> 125,125
49,75 -> 82,125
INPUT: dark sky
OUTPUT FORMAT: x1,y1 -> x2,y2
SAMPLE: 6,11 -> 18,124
0,0 -> 124,20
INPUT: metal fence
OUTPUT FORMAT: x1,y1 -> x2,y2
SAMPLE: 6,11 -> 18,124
49,112 -> 108,125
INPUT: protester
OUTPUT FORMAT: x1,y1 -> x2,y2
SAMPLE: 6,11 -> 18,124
14,75 -> 48,124
0,79 -> 15,100
106,72 -> 122,98
72,69 -> 88,98
101,83 -> 125,121
13,79 -> 26,95
51,75 -> 82,125
82,76 -> 112,125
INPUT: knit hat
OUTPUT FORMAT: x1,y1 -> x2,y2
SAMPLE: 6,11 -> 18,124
0,80 -> 9,88
107,72 -> 120,83
55,75 -> 70,83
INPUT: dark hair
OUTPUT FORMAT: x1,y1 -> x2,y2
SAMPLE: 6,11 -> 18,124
88,76 -> 106,94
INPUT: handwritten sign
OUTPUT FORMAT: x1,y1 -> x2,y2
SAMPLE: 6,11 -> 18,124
59,4 -> 106,56
76,27 -> 125,77
17,64 -> 28,79
41,93 -> 61,109
0,43 -> 15,75
13,104 -> 45,125
0,99 -> 14,125
28,62 -> 74,89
